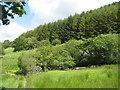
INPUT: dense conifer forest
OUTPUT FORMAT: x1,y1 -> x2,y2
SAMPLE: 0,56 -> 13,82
11,2 -> 119,51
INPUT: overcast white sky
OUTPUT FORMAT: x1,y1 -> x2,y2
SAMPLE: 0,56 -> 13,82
0,0 -> 118,42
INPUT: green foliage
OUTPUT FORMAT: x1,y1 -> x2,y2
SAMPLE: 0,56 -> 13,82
2,47 -> 36,74
4,47 -> 14,54
82,34 -> 118,66
13,36 -> 27,51
35,45 -> 75,70
38,39 -> 51,47
13,36 -> 39,51
13,2 -> 119,51
51,45 -> 75,69
52,39 -> 61,45
18,51 -> 36,75
0,1 -> 26,25
3,40 -> 10,49
2,74 -> 18,88
64,39 -> 83,66
24,37 -> 38,50
35,46 -> 52,71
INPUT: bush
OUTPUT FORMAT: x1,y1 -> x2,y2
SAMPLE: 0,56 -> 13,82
35,46 -> 52,71
18,51 -> 36,75
82,34 -> 118,66
52,39 -> 61,46
35,45 -> 75,70
37,39 -> 51,47
51,45 -> 75,69
64,39 -> 83,66
13,36 -> 39,51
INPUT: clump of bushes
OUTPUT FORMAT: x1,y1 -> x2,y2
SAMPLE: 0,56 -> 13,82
38,39 -> 51,47
18,34 -> 118,74
52,39 -> 61,46
63,39 -> 83,66
81,34 -> 118,66
35,45 -> 75,70
18,51 -> 36,75
63,34 -> 118,66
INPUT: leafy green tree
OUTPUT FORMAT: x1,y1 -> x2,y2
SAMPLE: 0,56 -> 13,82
13,36 -> 26,51
83,34 -> 118,66
18,51 -> 36,75
64,39 -> 83,66
13,36 -> 39,51
35,45 -> 75,70
0,1 -> 26,25
35,46 -> 52,71
51,45 -> 75,69
25,37 -> 38,50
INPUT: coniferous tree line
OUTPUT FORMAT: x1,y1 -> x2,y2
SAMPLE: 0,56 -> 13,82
12,2 -> 119,51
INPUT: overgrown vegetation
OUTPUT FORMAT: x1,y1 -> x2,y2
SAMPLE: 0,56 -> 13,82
16,34 -> 119,74
18,51 -> 36,75
82,34 -> 118,66
35,45 -> 75,70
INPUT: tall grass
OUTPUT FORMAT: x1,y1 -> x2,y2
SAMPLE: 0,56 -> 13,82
26,65 -> 118,88
2,74 -> 18,88
17,76 -> 26,88
1,48 -> 118,88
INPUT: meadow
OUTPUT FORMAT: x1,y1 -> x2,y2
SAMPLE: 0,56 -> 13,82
1,48 -> 118,88
26,65 -> 118,88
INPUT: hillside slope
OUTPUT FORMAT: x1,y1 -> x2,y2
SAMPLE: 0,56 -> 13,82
13,1 -> 119,51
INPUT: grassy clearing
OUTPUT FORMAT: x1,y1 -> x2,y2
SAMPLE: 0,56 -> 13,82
26,65 -> 118,88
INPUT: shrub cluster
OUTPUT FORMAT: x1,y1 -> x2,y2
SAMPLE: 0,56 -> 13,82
35,45 -> 75,70
18,34 -> 118,74
82,34 -> 118,66
18,51 -> 36,75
